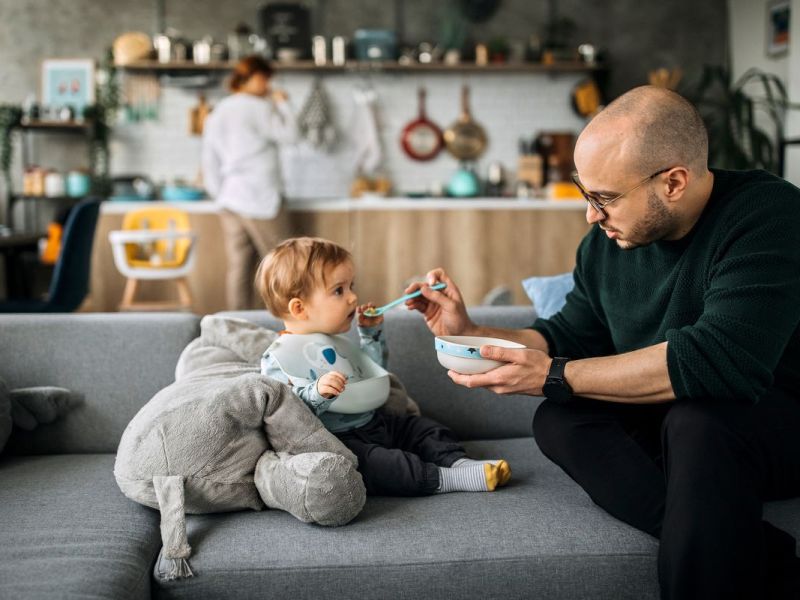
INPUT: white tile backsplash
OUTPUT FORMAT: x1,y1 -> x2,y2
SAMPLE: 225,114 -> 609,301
109,71 -> 588,198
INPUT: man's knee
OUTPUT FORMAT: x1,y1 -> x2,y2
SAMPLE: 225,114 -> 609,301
532,399 -> 575,459
661,401 -> 745,465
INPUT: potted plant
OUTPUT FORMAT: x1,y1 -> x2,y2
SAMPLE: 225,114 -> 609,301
685,65 -> 800,175
0,104 -> 22,223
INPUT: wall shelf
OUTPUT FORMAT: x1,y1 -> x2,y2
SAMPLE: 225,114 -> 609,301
120,59 -> 603,75
15,120 -> 91,133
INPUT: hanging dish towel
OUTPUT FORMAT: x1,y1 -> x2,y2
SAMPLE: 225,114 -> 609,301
352,85 -> 383,175
298,78 -> 337,151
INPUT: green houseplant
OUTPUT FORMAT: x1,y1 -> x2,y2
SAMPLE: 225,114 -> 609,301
0,104 -> 22,223
84,48 -> 120,196
686,65 -> 799,175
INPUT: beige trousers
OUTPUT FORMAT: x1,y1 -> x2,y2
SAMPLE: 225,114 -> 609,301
219,207 -> 291,310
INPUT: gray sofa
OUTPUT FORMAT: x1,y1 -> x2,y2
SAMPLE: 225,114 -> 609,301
1,307 -> 798,600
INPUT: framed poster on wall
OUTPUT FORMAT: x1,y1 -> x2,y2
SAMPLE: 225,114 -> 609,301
767,0 -> 791,56
41,58 -> 95,116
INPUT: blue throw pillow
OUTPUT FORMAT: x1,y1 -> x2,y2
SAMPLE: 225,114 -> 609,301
521,272 -> 574,319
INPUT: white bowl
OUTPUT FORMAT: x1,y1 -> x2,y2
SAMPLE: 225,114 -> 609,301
435,335 -> 526,374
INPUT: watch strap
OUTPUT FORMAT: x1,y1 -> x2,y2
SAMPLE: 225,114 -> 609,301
547,356 -> 570,382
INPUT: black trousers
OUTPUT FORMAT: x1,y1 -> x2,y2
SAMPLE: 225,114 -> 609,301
336,412 -> 467,496
533,389 -> 800,600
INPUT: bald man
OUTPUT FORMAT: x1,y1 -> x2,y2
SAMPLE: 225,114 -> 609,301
404,86 -> 800,599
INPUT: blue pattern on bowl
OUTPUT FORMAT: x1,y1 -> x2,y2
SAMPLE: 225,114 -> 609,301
435,338 -> 483,359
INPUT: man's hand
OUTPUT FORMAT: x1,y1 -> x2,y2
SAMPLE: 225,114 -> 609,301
447,346 -> 552,396
271,89 -> 289,103
317,371 -> 347,398
404,268 -> 475,337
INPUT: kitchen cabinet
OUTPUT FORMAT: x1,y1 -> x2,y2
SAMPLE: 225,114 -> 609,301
89,199 -> 590,314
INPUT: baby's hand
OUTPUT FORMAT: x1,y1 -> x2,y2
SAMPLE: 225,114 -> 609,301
317,371 -> 347,399
358,303 -> 384,327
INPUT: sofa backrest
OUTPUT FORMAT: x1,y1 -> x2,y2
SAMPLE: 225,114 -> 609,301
0,313 -> 199,454
220,306 -> 542,440
0,306 -> 540,455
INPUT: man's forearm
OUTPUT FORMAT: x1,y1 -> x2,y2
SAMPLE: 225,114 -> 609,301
469,324 -> 550,354
563,341 -> 675,403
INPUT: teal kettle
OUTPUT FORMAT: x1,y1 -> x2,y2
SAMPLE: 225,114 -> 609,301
447,163 -> 480,197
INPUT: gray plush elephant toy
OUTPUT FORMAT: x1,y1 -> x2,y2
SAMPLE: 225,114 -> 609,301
0,376 -> 78,454
114,316 -> 379,581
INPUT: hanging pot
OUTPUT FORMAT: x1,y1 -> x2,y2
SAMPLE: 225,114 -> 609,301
443,85 -> 487,161
400,87 -> 443,161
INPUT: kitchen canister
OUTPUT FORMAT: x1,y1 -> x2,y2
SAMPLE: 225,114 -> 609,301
44,170 -> 66,198
66,170 -> 91,197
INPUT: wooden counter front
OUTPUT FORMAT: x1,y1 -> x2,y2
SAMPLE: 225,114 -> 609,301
88,203 -> 590,314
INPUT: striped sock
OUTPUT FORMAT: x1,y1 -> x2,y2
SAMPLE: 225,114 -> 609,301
452,458 -> 511,487
437,463 -> 503,493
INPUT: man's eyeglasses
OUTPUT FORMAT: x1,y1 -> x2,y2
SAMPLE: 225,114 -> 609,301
571,167 -> 673,216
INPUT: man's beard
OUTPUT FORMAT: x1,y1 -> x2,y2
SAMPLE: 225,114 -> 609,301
615,188 -> 678,249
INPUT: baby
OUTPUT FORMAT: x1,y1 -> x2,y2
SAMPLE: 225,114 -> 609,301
257,236 -> 511,496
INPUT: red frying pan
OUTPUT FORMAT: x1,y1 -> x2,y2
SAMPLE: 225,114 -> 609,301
400,87 -> 443,161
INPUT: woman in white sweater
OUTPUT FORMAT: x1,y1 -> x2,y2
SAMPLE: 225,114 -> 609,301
202,56 -> 298,310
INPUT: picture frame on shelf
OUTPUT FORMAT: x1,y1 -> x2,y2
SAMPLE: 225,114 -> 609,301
41,58 -> 95,118
766,0 -> 790,57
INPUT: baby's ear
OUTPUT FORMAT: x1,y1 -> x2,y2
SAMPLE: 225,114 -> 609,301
287,297 -> 306,320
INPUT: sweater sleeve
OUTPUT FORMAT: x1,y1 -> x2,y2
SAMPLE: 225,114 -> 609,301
358,324 -> 387,368
200,126 -> 222,197
665,190 -> 800,403
260,100 -> 299,144
531,235 -> 616,359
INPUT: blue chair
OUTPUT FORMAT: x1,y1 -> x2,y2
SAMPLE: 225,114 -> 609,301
0,198 -> 101,313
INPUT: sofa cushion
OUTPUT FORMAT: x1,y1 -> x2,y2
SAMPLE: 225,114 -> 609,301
0,313 -> 200,454
153,433 -> 800,600
0,453 -> 161,600
521,272 -> 574,319
153,437 -> 661,600
218,306 -> 541,440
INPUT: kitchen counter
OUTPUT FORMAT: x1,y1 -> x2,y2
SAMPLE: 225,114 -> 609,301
99,197 -> 587,214
89,198 -> 591,314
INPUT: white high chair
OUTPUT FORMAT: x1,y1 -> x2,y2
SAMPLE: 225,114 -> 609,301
109,207 -> 198,311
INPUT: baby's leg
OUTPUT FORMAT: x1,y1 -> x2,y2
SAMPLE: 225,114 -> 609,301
381,413 -> 511,492
382,413 -> 466,466
336,433 -> 440,496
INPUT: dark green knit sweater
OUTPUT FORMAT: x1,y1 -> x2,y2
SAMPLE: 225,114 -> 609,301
532,168 -> 800,403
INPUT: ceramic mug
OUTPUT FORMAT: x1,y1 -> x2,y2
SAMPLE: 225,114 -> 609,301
44,171 -> 65,198
66,171 -> 91,197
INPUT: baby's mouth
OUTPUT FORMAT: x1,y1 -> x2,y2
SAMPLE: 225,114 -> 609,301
348,309 -> 356,320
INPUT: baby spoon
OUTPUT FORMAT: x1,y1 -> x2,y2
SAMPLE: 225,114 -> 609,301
363,283 -> 447,317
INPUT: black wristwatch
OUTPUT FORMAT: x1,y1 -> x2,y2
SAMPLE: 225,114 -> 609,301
543,357 -> 573,403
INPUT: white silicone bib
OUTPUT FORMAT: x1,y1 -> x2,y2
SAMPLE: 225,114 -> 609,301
267,333 -> 389,414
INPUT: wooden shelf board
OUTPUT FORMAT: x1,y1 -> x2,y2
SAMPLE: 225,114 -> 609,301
120,59 -> 603,74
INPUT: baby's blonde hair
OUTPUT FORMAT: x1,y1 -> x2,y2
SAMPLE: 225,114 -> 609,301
255,237 -> 352,318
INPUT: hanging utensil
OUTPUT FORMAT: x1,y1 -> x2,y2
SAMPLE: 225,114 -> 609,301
400,87 -> 443,161
443,85 -> 487,161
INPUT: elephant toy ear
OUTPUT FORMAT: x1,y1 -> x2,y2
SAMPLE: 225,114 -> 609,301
0,378 -> 11,453
9,386 -> 79,432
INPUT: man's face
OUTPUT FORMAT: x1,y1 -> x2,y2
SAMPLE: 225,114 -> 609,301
574,134 -> 680,250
